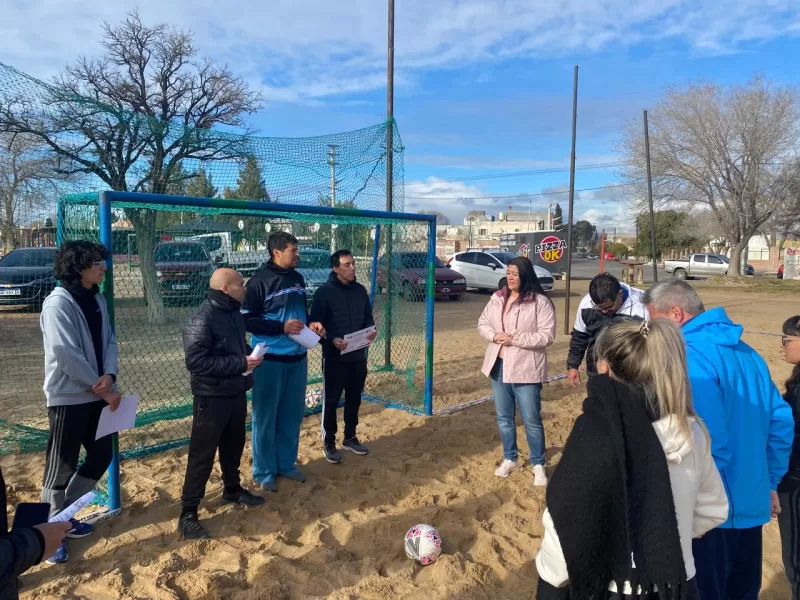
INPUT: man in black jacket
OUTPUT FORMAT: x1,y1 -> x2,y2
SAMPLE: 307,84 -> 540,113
1,468 -> 70,600
178,268 -> 265,540
310,249 -> 377,464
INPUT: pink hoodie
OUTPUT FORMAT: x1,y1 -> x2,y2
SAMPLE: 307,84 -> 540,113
478,289 -> 556,384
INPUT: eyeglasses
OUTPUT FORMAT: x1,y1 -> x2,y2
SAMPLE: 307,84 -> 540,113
91,261 -> 106,268
782,335 -> 800,347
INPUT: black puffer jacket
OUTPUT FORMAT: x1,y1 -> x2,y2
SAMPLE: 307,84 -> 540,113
182,289 -> 253,397
309,272 -> 374,362
1,468 -> 45,600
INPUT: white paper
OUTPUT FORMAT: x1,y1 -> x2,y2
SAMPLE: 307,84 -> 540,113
341,326 -> 377,355
49,491 -> 97,523
289,326 -> 320,350
95,394 -> 139,441
243,342 -> 267,376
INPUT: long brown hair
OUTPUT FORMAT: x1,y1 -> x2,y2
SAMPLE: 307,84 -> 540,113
784,316 -> 800,401
595,318 -> 702,439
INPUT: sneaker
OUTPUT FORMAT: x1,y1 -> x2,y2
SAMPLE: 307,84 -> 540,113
221,487 -> 266,506
342,437 -> 369,456
66,518 -> 94,539
46,539 -> 68,564
178,513 -> 210,540
533,465 -> 548,487
495,459 -> 519,478
279,469 -> 307,483
324,442 -> 343,464
261,480 -> 278,493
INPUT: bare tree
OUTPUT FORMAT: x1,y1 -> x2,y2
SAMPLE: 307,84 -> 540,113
760,162 -> 800,253
418,210 -> 450,225
0,133 -> 62,253
619,78 -> 799,276
0,11 -> 262,321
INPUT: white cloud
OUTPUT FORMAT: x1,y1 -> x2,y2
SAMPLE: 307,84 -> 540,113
405,177 -> 489,223
0,1 -> 798,104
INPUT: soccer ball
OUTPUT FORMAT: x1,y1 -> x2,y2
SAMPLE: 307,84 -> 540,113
305,388 -> 322,409
404,524 -> 442,566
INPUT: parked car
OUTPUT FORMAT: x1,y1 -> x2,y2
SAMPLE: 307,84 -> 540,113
149,241 -> 215,306
376,251 -> 466,301
778,263 -> 785,279
447,249 -> 554,292
603,252 -> 617,261
663,253 -> 754,280
188,231 -> 262,275
587,253 -> 599,260
296,247 -> 332,308
0,247 -> 58,310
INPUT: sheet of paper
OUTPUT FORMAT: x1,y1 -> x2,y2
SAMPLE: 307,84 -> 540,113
341,326 -> 377,355
95,394 -> 139,441
243,342 -> 267,375
49,491 -> 96,523
289,326 -> 320,350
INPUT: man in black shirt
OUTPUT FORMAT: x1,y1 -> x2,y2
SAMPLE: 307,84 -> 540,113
310,250 -> 376,464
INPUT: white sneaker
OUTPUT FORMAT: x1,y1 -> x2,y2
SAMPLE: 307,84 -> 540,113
533,464 -> 548,487
495,459 -> 519,478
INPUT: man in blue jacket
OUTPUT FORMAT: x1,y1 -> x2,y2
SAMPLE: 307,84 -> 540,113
242,233 -> 325,492
644,279 -> 793,600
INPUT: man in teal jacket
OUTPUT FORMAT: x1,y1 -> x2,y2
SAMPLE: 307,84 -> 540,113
644,279 -> 793,600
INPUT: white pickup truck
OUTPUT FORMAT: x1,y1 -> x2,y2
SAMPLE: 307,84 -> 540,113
663,253 -> 754,280
188,232 -> 263,276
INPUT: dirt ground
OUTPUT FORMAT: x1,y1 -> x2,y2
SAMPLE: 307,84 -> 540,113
1,278 -> 798,599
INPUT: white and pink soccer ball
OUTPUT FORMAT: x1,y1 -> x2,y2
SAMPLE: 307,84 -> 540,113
404,524 -> 442,565
305,388 -> 322,409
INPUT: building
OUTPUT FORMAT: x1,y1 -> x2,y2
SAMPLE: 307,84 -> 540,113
434,209 -> 552,258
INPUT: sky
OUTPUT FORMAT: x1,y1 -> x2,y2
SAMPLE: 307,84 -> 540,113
1,0 -> 800,230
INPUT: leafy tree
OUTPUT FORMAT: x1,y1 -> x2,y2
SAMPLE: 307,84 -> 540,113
187,169 -> 218,199
607,242 -> 629,257
573,220 -> 596,249
0,11 -> 262,322
635,210 -> 701,258
553,203 -> 564,232
224,156 -> 270,201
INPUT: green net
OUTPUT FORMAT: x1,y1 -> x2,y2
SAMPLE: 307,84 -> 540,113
0,60 -> 432,484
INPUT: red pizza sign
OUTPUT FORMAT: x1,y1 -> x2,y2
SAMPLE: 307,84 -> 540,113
534,235 -> 567,263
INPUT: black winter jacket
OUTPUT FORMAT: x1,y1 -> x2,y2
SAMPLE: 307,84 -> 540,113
779,383 -> 800,494
309,272 -> 374,362
182,289 -> 254,397
1,468 -> 45,600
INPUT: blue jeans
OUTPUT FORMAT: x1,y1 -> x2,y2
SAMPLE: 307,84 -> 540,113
490,359 -> 545,466
251,356 -> 308,484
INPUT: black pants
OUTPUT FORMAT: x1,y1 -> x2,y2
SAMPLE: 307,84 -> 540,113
181,393 -> 246,510
692,526 -> 763,600
780,490 -> 800,600
41,401 -> 113,516
536,578 -> 699,599
322,358 -> 367,445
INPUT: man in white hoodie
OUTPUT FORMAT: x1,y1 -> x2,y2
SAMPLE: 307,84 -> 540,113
39,240 -> 121,564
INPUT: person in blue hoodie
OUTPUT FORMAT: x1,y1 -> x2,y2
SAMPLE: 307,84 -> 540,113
644,279 -> 793,600
242,233 -> 326,492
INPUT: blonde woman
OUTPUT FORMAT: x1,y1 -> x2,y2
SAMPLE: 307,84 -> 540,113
536,319 -> 728,600
478,256 -> 556,486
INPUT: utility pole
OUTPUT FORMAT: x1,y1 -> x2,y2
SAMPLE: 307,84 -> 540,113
563,65 -> 579,335
643,110 -> 659,282
328,144 -> 339,253
384,0 -> 395,369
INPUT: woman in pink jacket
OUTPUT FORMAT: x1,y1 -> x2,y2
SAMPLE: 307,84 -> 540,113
478,256 -> 556,486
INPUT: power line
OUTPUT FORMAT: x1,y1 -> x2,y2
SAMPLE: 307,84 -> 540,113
403,182 -> 630,201
406,161 -> 627,185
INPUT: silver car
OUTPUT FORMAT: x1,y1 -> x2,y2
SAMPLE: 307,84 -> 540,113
447,249 -> 554,291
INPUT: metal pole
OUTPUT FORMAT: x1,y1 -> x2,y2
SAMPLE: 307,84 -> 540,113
563,65 -> 579,335
384,0 -> 395,369
328,144 -> 338,253
98,191 -> 121,513
424,216 -> 436,416
56,200 -> 65,249
643,110 -> 658,283
369,225 -> 382,308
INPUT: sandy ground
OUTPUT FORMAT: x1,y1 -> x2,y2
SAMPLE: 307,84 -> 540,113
1,278 -> 798,599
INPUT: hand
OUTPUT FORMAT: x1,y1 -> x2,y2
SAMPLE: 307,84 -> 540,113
309,322 -> 326,338
332,338 -> 348,351
34,521 -> 72,560
92,374 -> 114,397
772,490 -> 782,519
284,319 -> 304,335
567,369 -> 581,388
103,391 -> 122,412
246,356 -> 263,371
366,330 -> 378,342
493,333 -> 512,346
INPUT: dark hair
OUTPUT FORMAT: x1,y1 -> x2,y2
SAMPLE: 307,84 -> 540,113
589,272 -> 622,305
330,249 -> 353,269
506,256 -> 548,301
783,316 -> 800,402
53,240 -> 107,285
268,232 -> 298,260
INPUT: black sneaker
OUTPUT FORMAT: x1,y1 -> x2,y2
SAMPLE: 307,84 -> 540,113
342,437 -> 369,456
324,442 -> 343,464
222,487 -> 266,506
178,512 -> 210,540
